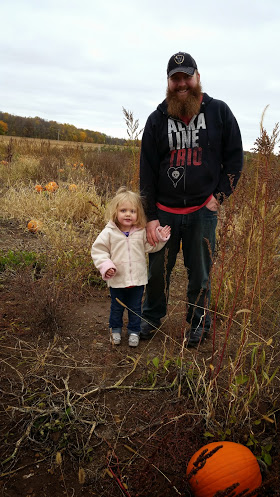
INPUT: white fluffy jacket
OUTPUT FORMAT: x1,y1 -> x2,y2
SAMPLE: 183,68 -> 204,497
91,221 -> 170,288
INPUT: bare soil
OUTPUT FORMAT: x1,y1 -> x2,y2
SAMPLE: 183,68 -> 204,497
0,219 -> 279,497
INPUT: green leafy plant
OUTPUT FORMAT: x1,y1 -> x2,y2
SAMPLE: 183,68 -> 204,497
247,432 -> 273,466
146,356 -> 171,387
0,249 -> 42,272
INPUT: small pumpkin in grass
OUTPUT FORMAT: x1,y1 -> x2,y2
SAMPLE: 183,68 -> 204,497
186,441 -> 262,497
27,219 -> 42,233
45,181 -> 59,192
35,184 -> 43,193
68,183 -> 77,191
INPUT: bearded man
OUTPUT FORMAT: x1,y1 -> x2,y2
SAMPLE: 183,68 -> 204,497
140,52 -> 243,346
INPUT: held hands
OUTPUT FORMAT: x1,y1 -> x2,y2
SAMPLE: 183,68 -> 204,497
146,220 -> 171,246
105,268 -> 116,278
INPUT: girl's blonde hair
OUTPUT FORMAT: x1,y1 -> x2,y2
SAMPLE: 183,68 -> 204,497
105,187 -> 147,229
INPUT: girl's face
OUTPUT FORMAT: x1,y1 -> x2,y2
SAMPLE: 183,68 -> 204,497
116,201 -> 138,231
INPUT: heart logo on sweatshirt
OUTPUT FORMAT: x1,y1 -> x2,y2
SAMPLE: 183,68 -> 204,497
167,167 -> 184,187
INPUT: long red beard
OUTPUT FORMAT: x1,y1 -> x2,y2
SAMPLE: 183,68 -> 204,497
166,81 -> 202,118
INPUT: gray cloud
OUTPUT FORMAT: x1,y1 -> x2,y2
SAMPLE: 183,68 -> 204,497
1,0 -> 279,150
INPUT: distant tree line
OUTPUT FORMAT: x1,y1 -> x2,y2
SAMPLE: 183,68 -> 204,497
0,111 -> 127,145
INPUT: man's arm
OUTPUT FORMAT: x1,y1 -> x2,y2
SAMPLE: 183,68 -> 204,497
140,116 -> 161,222
214,103 -> 243,201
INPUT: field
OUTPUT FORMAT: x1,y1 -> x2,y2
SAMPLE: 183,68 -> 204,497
0,131 -> 279,497
0,135 -> 106,150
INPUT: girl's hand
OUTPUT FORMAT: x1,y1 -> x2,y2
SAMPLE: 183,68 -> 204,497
105,268 -> 116,278
159,225 -> 171,238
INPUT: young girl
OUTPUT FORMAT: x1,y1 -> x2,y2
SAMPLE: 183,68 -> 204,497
91,187 -> 171,347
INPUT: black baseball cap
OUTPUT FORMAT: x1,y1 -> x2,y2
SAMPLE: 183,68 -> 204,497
167,52 -> 197,78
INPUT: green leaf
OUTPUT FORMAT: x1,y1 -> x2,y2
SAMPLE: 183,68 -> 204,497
263,453 -> 272,466
267,367 -> 279,385
252,370 -> 260,393
203,431 -> 214,438
152,357 -> 160,369
163,359 -> 171,371
170,376 -> 178,388
254,419 -> 262,425
234,374 -> 249,386
251,347 -> 257,367
175,357 -> 182,367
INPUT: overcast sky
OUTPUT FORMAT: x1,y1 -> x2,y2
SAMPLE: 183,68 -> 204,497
1,0 -> 279,151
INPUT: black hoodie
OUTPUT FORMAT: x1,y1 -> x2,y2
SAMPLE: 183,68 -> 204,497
140,93 -> 243,221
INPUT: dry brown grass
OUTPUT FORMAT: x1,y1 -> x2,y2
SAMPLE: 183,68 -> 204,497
0,119 -> 279,496
0,135 -> 107,149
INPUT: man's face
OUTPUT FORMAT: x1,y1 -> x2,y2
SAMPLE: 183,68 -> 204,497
168,71 -> 200,98
166,70 -> 202,118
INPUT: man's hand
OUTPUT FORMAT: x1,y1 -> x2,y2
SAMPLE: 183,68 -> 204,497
205,195 -> 218,211
146,219 -> 160,246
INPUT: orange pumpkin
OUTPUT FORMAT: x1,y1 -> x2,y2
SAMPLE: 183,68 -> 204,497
45,181 -> 59,192
27,219 -> 42,233
186,441 -> 262,497
68,184 -> 77,191
35,184 -> 43,193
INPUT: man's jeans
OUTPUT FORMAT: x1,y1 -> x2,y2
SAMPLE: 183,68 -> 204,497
109,286 -> 144,334
142,206 -> 217,333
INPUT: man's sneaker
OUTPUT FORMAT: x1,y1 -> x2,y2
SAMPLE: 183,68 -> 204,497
140,321 -> 159,340
186,329 -> 208,348
128,333 -> 140,347
110,332 -> 121,345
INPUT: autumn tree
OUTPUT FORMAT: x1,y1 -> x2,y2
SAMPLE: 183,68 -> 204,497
0,111 -> 126,145
0,120 -> 8,134
79,131 -> 87,142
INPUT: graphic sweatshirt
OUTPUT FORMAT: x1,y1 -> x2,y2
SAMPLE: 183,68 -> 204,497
140,93 -> 243,221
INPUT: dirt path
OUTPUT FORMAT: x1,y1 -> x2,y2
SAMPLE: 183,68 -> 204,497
0,218 -> 279,497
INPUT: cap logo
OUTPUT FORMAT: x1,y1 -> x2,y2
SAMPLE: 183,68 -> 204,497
174,54 -> 184,65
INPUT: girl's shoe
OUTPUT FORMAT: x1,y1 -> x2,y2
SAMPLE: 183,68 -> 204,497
128,333 -> 139,347
110,332 -> 121,345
